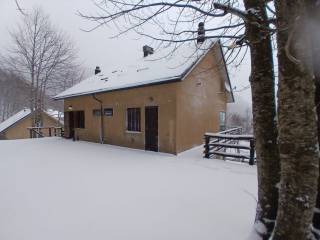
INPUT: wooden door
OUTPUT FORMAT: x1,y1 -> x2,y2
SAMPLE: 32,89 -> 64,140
68,111 -> 75,139
145,106 -> 158,152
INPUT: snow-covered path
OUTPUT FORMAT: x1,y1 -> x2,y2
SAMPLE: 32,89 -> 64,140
0,138 -> 257,240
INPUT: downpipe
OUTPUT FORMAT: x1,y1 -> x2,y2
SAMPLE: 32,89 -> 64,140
92,93 -> 105,144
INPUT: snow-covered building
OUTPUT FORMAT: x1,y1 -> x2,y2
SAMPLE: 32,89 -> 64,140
54,41 -> 234,154
0,109 -> 63,140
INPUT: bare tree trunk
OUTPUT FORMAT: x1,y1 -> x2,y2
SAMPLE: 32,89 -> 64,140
315,76 -> 320,239
311,1 -> 320,238
242,1 -> 280,238
272,0 -> 319,239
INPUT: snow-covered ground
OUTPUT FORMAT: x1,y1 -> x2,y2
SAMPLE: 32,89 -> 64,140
0,138 -> 257,240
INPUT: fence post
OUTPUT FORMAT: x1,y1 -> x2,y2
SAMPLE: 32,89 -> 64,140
249,139 -> 255,165
204,135 -> 210,158
49,128 -> 52,137
29,129 -> 32,139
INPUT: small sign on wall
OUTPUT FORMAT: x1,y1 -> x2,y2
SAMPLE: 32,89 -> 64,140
104,108 -> 113,117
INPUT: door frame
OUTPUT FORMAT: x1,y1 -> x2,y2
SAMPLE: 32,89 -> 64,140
145,106 -> 159,152
67,111 -> 75,139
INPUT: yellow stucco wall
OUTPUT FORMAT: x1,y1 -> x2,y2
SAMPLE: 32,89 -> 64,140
175,45 -> 228,153
64,83 -> 177,153
1,112 -> 62,140
2,117 -> 32,140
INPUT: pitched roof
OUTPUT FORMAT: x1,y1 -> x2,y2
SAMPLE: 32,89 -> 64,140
54,40 -> 234,101
0,109 -> 64,133
0,109 -> 31,133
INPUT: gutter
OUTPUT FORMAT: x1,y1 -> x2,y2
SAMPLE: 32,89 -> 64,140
92,93 -> 105,144
53,76 -> 181,100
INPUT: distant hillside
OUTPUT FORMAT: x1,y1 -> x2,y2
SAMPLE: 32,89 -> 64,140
0,69 -> 30,121
0,69 -> 63,122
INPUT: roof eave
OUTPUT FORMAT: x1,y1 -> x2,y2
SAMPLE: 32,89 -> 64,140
180,41 -> 218,81
53,76 -> 182,100
217,40 -> 235,103
180,40 -> 235,103
53,40 -> 220,101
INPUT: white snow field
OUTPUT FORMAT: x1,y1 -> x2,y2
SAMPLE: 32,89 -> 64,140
0,138 -> 257,240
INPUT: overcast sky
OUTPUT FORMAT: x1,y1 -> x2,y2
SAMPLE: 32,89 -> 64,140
0,0 -> 252,106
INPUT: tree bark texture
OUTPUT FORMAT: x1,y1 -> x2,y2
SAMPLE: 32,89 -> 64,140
315,74 -> 320,239
272,0 -> 319,239
311,1 -> 320,238
243,0 -> 280,238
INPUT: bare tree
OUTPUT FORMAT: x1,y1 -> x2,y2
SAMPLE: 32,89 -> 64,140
80,0 -> 280,238
3,7 -> 82,126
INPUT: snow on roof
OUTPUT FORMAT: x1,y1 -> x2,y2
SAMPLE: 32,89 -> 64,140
45,109 -> 64,124
0,109 -> 64,133
0,109 -> 31,133
54,41 -> 221,99
46,109 -> 64,119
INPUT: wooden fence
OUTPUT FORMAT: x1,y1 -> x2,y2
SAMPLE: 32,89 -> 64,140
28,126 -> 64,139
204,127 -> 255,165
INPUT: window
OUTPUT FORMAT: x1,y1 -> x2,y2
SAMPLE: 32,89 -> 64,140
127,108 -> 141,132
93,109 -> 101,116
219,111 -> 226,131
104,108 -> 113,117
74,111 -> 85,128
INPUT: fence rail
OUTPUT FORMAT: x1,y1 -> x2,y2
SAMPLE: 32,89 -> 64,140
204,127 -> 255,165
27,126 -> 64,138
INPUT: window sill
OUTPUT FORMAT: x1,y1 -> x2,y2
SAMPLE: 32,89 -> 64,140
125,130 -> 141,134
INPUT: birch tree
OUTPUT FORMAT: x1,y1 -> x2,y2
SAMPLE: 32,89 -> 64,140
4,7 -> 81,126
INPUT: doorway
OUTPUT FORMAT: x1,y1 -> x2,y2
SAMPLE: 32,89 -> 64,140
67,111 -> 75,139
145,106 -> 158,152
